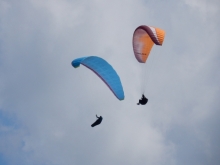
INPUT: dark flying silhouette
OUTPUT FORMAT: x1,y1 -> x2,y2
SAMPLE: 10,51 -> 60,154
137,94 -> 148,105
91,115 -> 103,127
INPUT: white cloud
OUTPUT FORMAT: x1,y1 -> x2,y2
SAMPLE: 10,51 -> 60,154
184,0 -> 219,15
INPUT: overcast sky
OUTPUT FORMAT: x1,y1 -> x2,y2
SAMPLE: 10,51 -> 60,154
0,0 -> 220,165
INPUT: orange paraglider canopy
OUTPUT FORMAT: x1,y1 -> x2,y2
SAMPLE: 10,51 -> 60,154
132,25 -> 165,63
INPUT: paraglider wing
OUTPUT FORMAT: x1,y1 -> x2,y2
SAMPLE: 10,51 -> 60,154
132,25 -> 165,63
71,56 -> 124,100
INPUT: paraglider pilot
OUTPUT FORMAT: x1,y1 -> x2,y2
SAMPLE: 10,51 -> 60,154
137,94 -> 148,105
91,115 -> 103,127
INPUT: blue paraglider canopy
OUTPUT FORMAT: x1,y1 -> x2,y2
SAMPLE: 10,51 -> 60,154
72,56 -> 124,100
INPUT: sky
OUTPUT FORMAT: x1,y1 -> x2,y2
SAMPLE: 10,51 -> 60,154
0,0 -> 219,165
